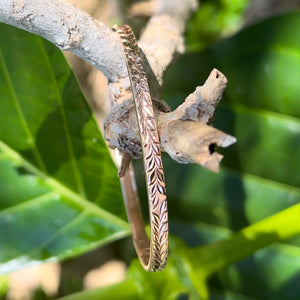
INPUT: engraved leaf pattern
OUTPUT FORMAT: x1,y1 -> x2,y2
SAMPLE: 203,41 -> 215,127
114,25 -> 168,271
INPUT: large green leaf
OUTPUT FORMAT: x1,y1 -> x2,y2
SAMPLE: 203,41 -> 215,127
0,24 -> 129,273
162,11 -> 300,299
168,11 -> 300,117
162,11 -> 300,228
59,10 -> 300,300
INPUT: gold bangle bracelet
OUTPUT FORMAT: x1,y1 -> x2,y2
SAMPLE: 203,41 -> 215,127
113,25 -> 168,271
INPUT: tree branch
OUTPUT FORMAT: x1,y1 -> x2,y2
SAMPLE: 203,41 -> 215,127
108,0 -> 198,103
139,0 -> 198,85
104,69 -> 236,173
0,0 -> 197,85
0,0 -> 126,81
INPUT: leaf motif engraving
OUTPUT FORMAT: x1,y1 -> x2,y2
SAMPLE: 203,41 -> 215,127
114,25 -> 168,271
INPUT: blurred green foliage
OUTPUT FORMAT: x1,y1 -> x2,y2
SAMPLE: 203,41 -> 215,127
185,0 -> 250,51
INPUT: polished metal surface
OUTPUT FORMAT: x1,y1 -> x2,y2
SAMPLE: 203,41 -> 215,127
113,25 -> 168,271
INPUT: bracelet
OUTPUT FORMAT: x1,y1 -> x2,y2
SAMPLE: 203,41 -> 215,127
113,25 -> 168,271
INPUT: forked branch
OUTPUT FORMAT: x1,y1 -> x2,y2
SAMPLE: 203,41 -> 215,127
104,69 -> 236,173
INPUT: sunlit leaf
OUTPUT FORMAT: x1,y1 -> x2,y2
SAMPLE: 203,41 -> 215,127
0,24 -> 129,273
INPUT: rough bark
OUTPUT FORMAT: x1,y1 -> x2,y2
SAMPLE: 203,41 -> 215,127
104,69 -> 236,173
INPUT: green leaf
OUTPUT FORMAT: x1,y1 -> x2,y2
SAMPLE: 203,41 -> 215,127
162,10 -> 300,300
164,162 -> 300,230
171,11 -> 300,117
162,11 -> 300,228
57,279 -> 140,300
0,24 -> 129,273
183,218 -> 300,300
